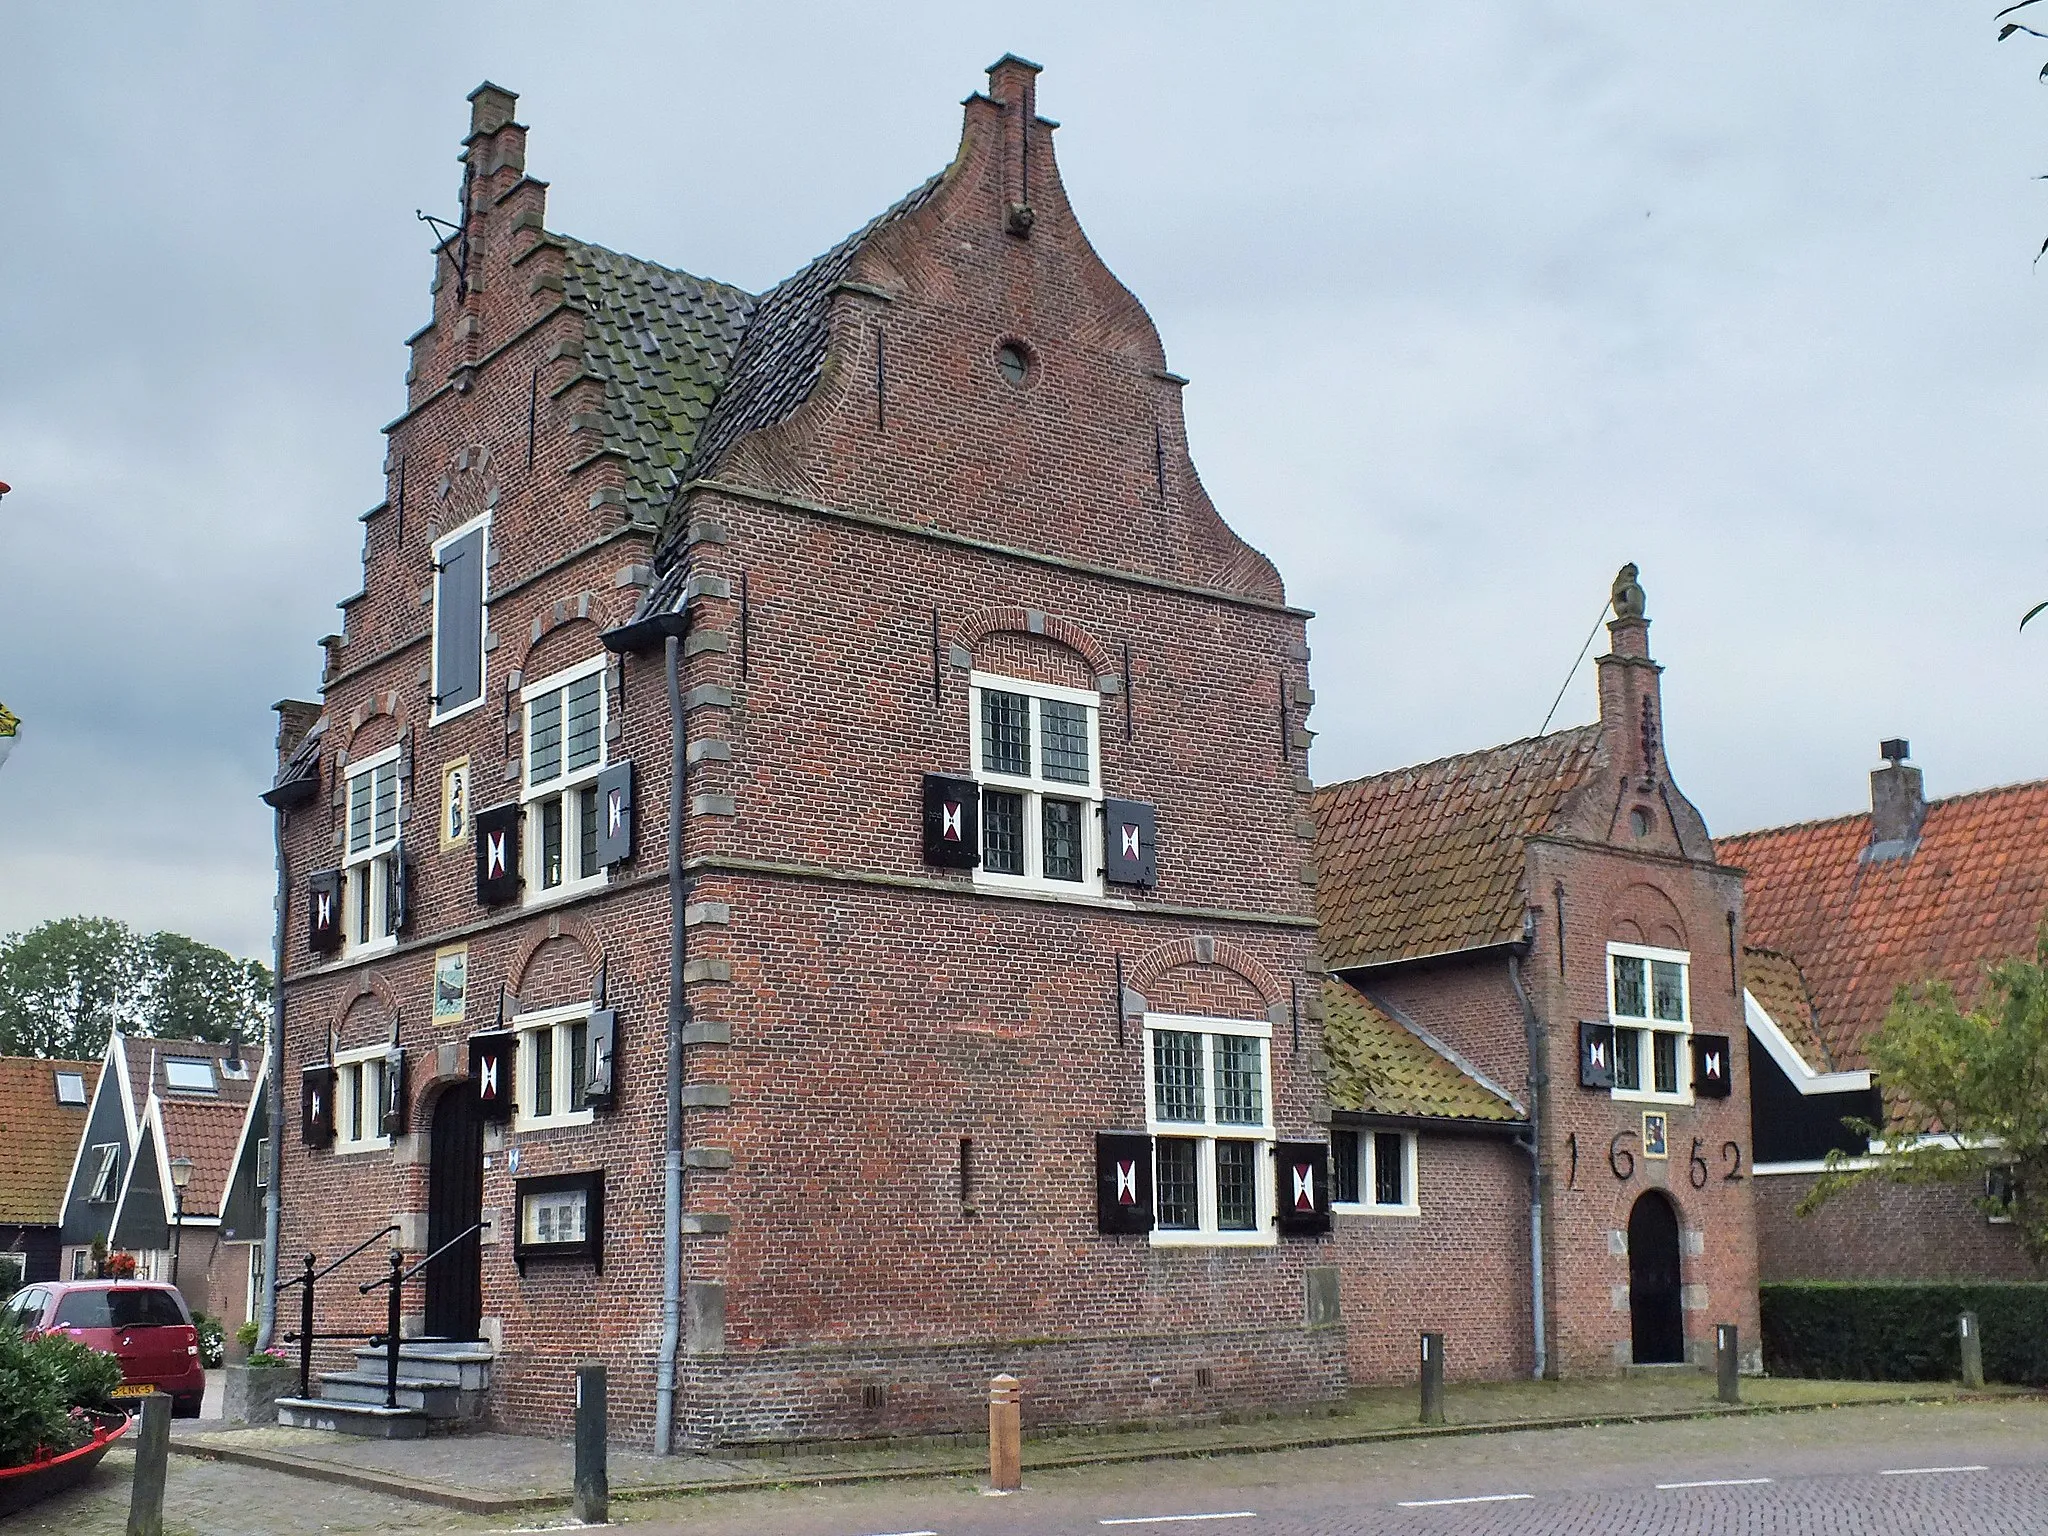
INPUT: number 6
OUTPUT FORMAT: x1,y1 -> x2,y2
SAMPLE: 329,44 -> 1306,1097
1608,1130 -> 1635,1181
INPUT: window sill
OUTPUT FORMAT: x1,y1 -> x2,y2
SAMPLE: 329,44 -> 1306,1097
1611,1090 -> 1694,1107
431,697 -> 487,729
970,874 -> 1124,908
1149,1229 -> 1277,1249
1333,1203 -> 1421,1219
333,1139 -> 393,1157
343,938 -> 400,961
522,875 -> 610,912
515,1111 -> 596,1135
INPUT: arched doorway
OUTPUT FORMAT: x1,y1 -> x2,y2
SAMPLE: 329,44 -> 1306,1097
424,1081 -> 484,1341
1628,1190 -> 1684,1365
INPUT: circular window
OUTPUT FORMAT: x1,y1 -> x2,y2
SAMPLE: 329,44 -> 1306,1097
996,342 -> 1030,386
1630,807 -> 1654,839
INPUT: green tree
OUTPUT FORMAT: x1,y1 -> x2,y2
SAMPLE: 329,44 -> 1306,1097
0,918 -> 272,1060
1799,922 -> 2048,1262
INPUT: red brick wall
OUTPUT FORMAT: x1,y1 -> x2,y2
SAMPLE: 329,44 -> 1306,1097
1755,1171 -> 2046,1283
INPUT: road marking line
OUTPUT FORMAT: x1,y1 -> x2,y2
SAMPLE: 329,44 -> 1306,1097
1881,1465 -> 1989,1476
1396,1493 -> 1535,1507
863,1530 -> 940,1536
1099,1516 -> 1258,1527
1657,1478 -> 1775,1489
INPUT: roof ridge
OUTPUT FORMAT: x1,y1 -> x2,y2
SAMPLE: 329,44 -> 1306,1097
1313,720 -> 1602,798
552,232 -> 755,302
1719,771 -> 2048,846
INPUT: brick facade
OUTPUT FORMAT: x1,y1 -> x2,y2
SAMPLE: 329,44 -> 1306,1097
1754,1172 -> 2044,1284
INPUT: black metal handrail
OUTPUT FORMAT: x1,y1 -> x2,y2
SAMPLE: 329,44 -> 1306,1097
357,1221 -> 484,1409
277,1224 -> 400,1398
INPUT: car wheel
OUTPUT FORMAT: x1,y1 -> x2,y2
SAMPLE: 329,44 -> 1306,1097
171,1394 -> 203,1419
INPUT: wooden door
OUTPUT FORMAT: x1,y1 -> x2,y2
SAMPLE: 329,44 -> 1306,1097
424,1082 -> 484,1341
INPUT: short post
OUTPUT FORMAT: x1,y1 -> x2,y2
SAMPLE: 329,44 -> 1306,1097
1959,1310 -> 1984,1390
297,1253 -> 315,1400
126,1391 -> 171,1536
1419,1331 -> 1445,1425
383,1249 -> 404,1409
1715,1323 -> 1740,1404
988,1373 -> 1022,1492
573,1364 -> 609,1525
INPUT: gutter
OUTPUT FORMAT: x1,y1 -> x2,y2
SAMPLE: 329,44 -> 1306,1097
1506,937 -> 1548,1382
257,800 -> 292,1350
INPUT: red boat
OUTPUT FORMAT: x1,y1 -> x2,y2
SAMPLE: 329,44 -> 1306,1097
0,1412 -> 130,1518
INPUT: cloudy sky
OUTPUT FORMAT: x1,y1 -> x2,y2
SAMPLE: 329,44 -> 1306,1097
3,3 -> 2046,962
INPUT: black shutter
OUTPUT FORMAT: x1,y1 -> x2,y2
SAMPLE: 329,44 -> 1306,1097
470,1030 -> 517,1123
1578,1021 -> 1616,1089
1094,1132 -> 1154,1234
1691,1033 -> 1733,1098
1103,799 -> 1158,888
380,1047 -> 408,1138
301,1065 -> 335,1148
475,803 -> 521,905
594,762 -> 633,868
307,870 -> 343,954
434,526 -> 485,713
585,1008 -> 617,1107
389,846 -> 411,935
1276,1141 -> 1332,1235
922,774 -> 980,868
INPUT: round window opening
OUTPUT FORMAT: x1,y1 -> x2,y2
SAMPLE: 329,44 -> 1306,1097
1630,807 -> 1654,839
996,342 -> 1030,386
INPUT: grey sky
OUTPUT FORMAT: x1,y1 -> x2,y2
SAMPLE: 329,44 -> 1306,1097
3,3 -> 2045,963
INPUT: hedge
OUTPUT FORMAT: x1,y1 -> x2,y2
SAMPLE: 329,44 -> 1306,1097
1761,1282 -> 2048,1386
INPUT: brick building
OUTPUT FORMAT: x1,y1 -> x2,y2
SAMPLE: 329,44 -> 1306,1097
266,61 -> 1338,1448
1721,747 -> 2048,1282
1313,566 -> 1762,1377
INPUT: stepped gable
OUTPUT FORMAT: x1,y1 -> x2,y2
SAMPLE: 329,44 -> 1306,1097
1313,725 -> 1606,972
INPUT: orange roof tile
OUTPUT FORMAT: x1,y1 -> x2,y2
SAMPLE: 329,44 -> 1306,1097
118,1035 -> 257,1122
1313,725 -> 1606,970
0,1057 -> 101,1226
1741,947 -> 1835,1070
155,1098 -> 248,1219
1719,778 -> 2048,1070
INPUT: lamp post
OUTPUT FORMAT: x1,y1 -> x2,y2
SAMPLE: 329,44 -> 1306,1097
167,1157 -> 193,1294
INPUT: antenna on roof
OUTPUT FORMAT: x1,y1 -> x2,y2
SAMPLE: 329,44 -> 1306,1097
1537,594 -> 1616,741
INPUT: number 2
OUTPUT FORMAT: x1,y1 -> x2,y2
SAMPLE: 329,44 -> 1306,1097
1721,1141 -> 1745,1182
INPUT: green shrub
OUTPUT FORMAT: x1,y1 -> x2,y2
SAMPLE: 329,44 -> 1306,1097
234,1319 -> 259,1353
192,1312 -> 224,1368
1762,1282 -> 2048,1385
0,1326 -> 122,1468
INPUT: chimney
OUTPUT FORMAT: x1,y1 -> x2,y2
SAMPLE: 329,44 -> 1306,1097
986,54 -> 1043,237
1594,563 -> 1665,785
226,1030 -> 243,1073
467,81 -> 518,138
1869,738 -> 1926,851
273,699 -> 321,761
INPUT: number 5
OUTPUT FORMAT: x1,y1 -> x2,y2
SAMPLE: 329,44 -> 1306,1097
1689,1138 -> 1709,1189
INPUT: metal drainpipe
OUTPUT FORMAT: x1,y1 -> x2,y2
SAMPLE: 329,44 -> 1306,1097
257,807 -> 288,1351
1508,947 -> 1548,1380
653,630 -> 688,1454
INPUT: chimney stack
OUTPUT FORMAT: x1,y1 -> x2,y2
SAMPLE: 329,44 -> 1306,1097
1869,738 -> 1926,851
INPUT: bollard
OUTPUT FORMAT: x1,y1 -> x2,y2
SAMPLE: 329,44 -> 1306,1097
573,1364 -> 609,1525
988,1373 -> 1022,1492
126,1391 -> 170,1536
1419,1332 -> 1445,1426
1960,1311 -> 1984,1390
1715,1323 -> 1740,1405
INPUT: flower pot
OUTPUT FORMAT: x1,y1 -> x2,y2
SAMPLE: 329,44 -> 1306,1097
222,1364 -> 294,1426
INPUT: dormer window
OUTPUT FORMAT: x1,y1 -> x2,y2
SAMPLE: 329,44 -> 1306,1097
163,1058 -> 218,1095
53,1071 -> 87,1106
85,1144 -> 120,1202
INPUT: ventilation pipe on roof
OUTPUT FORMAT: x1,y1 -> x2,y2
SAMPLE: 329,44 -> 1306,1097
1508,918 -> 1548,1381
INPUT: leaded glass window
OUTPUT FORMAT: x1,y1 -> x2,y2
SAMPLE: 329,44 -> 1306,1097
983,790 -> 1025,875
1042,798 -> 1083,881
1153,1030 -> 1205,1122
1040,699 -> 1090,783
981,689 -> 1030,776
1155,1139 -> 1199,1230
1214,1035 -> 1264,1125
1215,1141 -> 1257,1231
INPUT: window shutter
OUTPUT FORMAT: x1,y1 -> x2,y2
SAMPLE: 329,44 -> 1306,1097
594,762 -> 633,868
307,870 -> 343,954
1276,1141 -> 1332,1236
301,1065 -> 335,1148
1094,1132 -> 1154,1234
922,774 -> 980,868
1691,1033 -> 1732,1098
585,1008 -> 618,1107
433,527 -> 486,714
380,1047 -> 408,1138
390,845 -> 411,934
1103,799 -> 1158,887
1578,1021 -> 1616,1089
475,803 -> 521,905
469,1030 -> 516,1123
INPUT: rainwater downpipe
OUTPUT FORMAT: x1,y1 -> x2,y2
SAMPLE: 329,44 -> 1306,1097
258,808 -> 289,1351
1508,944 -> 1548,1380
653,629 -> 689,1454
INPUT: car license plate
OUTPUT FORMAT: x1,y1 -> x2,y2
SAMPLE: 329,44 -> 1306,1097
112,1384 -> 153,1398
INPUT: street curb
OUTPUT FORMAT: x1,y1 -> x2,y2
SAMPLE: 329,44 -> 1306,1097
165,1390 -> 2006,1516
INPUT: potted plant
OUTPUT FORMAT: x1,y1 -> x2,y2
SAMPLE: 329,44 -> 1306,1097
0,1325 -> 129,1516
222,1342 -> 295,1426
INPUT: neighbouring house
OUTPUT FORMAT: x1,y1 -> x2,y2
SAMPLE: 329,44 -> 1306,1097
1313,567 -> 1762,1377
0,1056 -> 100,1287
57,1032 -> 264,1321
1720,744 -> 2048,1282
268,61 -> 1331,1448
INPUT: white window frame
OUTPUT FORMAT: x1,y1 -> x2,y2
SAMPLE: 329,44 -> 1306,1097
1330,1127 -> 1421,1217
255,1137 -> 272,1190
85,1143 -> 121,1203
430,513 -> 490,727
342,744 -> 403,957
162,1058 -> 217,1095
53,1071 -> 87,1106
1142,1013 -> 1276,1248
513,1002 -> 596,1133
520,657 -> 611,907
333,1044 -> 392,1155
1608,941 -> 1693,1105
968,671 -> 1103,896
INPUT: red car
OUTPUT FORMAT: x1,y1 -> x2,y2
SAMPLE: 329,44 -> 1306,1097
3,1281 -> 206,1417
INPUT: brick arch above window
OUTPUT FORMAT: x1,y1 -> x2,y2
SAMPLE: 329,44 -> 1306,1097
1126,937 -> 1285,1018
507,590 -> 633,682
337,691 -> 410,761
505,912 -> 603,1011
972,630 -> 1092,691
326,972 -> 402,1053
1608,882 -> 1689,953
951,605 -> 1117,683
426,442 -> 500,539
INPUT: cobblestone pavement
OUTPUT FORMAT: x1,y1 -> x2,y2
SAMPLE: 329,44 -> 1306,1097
22,1397 -> 2047,1534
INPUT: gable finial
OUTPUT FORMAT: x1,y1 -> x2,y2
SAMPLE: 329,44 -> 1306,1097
1611,563 -> 1646,622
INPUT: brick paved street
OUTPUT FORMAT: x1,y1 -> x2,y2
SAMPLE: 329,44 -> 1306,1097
16,1397 -> 2047,1534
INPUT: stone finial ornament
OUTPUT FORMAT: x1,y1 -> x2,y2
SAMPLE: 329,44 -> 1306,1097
1611,563 -> 1647,621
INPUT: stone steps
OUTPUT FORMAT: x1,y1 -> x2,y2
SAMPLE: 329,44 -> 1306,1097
276,1338 -> 493,1437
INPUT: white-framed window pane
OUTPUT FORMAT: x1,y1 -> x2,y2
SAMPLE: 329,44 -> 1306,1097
1332,1129 -> 1361,1204
534,1029 -> 555,1118
1039,699 -> 1090,783
1156,1138 -> 1200,1230
1041,798 -> 1083,881
1215,1140 -> 1258,1231
1374,1133 -> 1406,1206
980,690 -> 1030,776
1153,1030 -> 1205,1122
1614,1028 -> 1642,1091
255,1138 -> 271,1188
576,788 -> 599,878
1653,1031 -> 1681,1095
372,763 -> 399,845
1652,960 -> 1686,1022
348,776 -> 373,854
530,692 -> 563,784
540,797 -> 565,888
1613,954 -> 1647,1017
982,790 -> 1025,875
565,674 -> 602,773
566,1020 -> 589,1114
1214,1035 -> 1265,1126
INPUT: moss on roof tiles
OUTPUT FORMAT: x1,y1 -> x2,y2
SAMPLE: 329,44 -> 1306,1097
1322,981 -> 1522,1123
